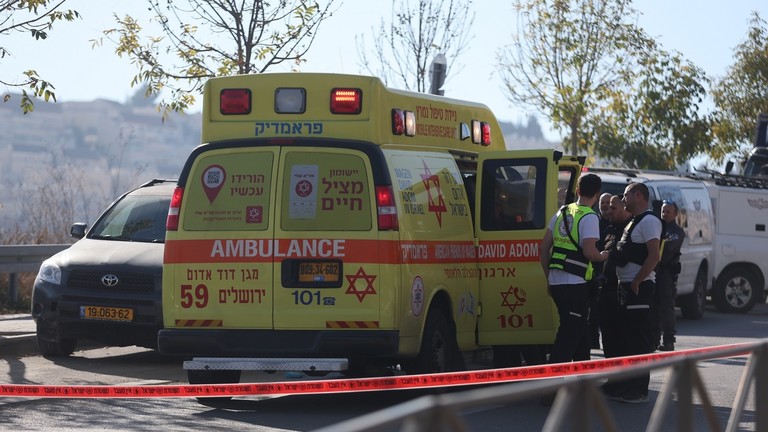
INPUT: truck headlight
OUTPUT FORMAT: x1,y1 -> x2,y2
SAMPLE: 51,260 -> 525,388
37,260 -> 61,285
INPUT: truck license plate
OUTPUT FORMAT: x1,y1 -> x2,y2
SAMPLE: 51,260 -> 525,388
80,306 -> 134,322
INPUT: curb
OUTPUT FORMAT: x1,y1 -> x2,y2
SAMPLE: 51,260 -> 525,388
0,334 -> 39,357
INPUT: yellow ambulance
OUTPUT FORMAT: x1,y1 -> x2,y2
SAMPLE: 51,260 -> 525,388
159,73 -> 584,384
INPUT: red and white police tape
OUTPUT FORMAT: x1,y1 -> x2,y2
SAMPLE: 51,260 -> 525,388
0,343 -> 753,398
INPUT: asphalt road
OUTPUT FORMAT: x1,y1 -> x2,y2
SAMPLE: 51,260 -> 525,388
1,302 -> 767,431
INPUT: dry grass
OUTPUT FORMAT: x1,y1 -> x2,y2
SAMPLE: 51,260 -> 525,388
0,273 -> 35,314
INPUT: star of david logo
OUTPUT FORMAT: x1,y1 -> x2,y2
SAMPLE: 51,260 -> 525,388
345,267 -> 377,302
420,160 -> 448,227
500,285 -> 526,312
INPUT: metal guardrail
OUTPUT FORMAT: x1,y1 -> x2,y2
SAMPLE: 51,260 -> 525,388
0,244 -> 70,303
314,341 -> 768,432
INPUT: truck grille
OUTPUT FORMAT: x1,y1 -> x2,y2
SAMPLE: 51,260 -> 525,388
67,270 -> 156,292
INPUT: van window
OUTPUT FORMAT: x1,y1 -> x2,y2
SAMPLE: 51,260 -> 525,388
183,150 -> 274,231
280,151 -> 372,231
481,158 -> 546,231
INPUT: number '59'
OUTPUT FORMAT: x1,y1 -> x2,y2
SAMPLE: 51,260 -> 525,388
180,284 -> 209,308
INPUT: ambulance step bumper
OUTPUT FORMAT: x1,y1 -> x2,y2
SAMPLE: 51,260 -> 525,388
184,357 -> 349,372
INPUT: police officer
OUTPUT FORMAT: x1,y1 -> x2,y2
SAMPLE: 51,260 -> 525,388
540,173 -> 609,364
613,182 -> 662,404
654,200 -> 685,351
590,192 -> 614,349
599,194 -> 632,359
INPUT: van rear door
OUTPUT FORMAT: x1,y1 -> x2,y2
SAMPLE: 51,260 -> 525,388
475,150 -> 581,346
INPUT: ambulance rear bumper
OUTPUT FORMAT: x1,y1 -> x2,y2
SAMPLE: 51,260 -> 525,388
157,328 -> 400,357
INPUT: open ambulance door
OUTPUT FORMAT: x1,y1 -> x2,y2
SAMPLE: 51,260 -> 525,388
474,150 -> 583,363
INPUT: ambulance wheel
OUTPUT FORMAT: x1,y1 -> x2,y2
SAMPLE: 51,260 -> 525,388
680,266 -> 706,320
713,267 -> 760,314
188,369 -> 241,404
407,309 -> 464,374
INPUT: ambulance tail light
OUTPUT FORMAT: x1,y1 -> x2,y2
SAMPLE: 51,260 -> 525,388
330,88 -> 362,114
166,186 -> 184,231
220,89 -> 251,115
375,186 -> 399,230
392,109 -> 416,136
471,120 -> 492,146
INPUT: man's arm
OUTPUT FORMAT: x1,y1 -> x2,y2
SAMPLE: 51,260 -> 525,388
540,229 -> 554,279
631,237 -> 661,294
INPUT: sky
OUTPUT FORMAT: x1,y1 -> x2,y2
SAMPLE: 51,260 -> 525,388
4,0 -> 767,143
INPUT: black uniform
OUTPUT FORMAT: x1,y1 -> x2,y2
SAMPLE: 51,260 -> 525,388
598,217 -> 630,359
653,221 -> 685,349
613,211 -> 662,401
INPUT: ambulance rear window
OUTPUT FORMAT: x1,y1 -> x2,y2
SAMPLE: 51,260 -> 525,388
481,159 -> 546,231
281,151 -> 372,231
183,150 -> 274,231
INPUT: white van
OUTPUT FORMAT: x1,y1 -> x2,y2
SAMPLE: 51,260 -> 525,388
589,169 -> 715,319
705,177 -> 768,313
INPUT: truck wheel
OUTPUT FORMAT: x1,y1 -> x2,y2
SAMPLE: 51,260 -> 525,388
188,369 -> 241,404
680,267 -> 706,320
407,309 -> 464,374
713,268 -> 760,313
36,326 -> 77,357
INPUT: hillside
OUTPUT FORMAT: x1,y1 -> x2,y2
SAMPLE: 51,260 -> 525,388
0,97 -> 554,237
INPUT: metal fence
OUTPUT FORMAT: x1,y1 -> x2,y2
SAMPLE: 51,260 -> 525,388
314,341 -> 768,432
0,244 -> 69,303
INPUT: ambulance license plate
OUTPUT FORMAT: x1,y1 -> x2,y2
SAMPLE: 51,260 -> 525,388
298,261 -> 340,283
80,306 -> 134,322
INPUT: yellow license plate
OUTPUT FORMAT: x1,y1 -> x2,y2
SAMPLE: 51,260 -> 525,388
80,306 -> 134,322
298,261 -> 340,283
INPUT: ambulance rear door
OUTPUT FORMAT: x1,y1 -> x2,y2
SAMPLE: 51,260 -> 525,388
475,150 -> 581,346
273,146 -> 381,330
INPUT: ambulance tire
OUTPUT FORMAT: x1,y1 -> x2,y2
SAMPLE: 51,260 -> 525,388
680,266 -> 706,320
407,309 -> 465,374
188,369 -> 241,405
712,267 -> 760,314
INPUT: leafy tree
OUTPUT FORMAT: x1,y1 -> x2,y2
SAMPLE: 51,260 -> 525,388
498,0 -> 712,169
355,0 -> 475,93
586,50 -> 712,169
0,0 -> 80,113
498,0 -> 649,155
97,0 -> 337,117
711,12 -> 768,161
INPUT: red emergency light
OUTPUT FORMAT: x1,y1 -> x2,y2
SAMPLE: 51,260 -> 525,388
330,88 -> 362,114
220,89 -> 251,115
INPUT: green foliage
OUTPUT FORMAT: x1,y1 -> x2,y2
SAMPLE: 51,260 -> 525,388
711,12 -> 768,161
587,51 -> 713,169
96,0 -> 337,117
499,0 -> 712,169
0,0 -> 80,113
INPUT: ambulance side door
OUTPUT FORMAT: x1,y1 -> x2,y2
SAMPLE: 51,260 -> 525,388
475,150 -> 581,346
